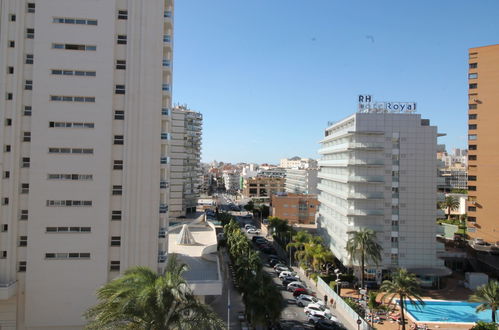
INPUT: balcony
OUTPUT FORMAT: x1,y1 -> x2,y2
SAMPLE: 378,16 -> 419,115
347,208 -> 384,216
318,159 -> 384,167
317,183 -> 383,200
0,281 -> 16,300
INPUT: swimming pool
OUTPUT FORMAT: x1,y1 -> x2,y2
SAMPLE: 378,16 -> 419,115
404,300 -> 493,323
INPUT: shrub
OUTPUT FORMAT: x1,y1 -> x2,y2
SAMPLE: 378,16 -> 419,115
344,297 -> 365,318
470,321 -> 498,330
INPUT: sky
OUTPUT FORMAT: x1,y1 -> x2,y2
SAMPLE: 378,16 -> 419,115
172,0 -> 499,164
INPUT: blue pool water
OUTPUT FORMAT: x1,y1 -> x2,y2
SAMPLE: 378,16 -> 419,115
404,300 -> 493,323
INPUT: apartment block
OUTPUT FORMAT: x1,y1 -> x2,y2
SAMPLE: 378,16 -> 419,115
242,176 -> 285,199
467,44 -> 499,245
0,1 -> 173,328
271,193 -> 318,225
285,168 -> 318,194
170,106 -> 202,216
222,170 -> 240,193
280,157 -> 317,169
317,112 -> 447,284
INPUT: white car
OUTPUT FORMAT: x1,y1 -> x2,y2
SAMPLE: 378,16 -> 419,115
278,271 -> 297,280
247,228 -> 260,234
244,224 -> 255,230
304,303 -> 332,318
307,313 -> 327,324
274,265 -> 291,273
295,294 -> 325,307
287,281 -> 306,292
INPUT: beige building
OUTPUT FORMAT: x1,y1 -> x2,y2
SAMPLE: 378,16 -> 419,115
271,193 -> 318,225
170,106 -> 202,216
0,1 -> 173,328
279,157 -> 317,169
242,176 -> 285,199
467,44 -> 499,245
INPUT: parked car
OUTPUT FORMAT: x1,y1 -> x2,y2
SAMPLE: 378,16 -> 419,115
273,262 -> 288,269
314,319 -> 346,330
295,294 -> 325,307
287,281 -> 306,292
247,228 -> 261,234
251,236 -> 264,242
280,273 -> 299,282
307,313 -> 327,324
293,287 -> 315,297
244,224 -> 256,230
278,271 -> 297,280
269,259 -> 285,267
282,276 -> 300,286
304,304 -> 332,318
275,265 -> 292,274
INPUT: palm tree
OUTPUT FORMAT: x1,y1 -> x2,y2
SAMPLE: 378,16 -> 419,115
244,271 -> 284,327
84,255 -> 225,330
345,228 -> 382,288
440,195 -> 460,220
469,280 -> 499,323
380,268 -> 425,330
287,230 -> 312,263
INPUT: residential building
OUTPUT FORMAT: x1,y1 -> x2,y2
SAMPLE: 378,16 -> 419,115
317,112 -> 448,284
170,106 -> 202,216
0,1 -> 173,328
222,170 -> 240,193
439,163 -> 468,192
271,193 -> 319,225
258,167 -> 286,178
242,177 -> 285,199
241,163 -> 258,178
285,168 -> 319,194
467,44 -> 499,245
280,157 -> 317,169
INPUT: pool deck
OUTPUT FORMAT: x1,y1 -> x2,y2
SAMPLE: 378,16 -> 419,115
341,274 -> 477,330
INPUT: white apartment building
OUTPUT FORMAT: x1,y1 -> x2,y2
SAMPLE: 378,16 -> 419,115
280,157 -> 317,169
0,1 -> 173,328
285,168 -> 318,194
170,106 -> 202,216
317,113 -> 448,284
222,170 -> 240,192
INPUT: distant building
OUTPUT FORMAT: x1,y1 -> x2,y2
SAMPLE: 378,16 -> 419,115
258,167 -> 286,178
271,193 -> 319,225
439,163 -> 468,191
242,177 -> 285,199
285,168 -> 319,194
222,170 -> 241,192
241,163 -> 259,178
280,157 -> 317,169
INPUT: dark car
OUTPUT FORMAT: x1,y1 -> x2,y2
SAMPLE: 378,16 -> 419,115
268,258 -> 285,267
314,320 -> 346,330
252,236 -> 264,242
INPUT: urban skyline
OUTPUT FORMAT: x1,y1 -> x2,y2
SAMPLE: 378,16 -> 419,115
173,0 -> 499,163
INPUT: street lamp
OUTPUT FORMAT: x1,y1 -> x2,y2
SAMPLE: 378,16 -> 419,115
334,268 -> 342,296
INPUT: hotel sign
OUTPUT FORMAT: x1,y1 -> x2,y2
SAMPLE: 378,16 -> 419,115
358,95 -> 417,114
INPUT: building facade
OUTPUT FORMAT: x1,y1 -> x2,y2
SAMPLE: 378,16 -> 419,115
280,157 -> 317,169
222,170 -> 240,193
271,193 -> 318,225
0,1 -> 173,328
170,106 -> 202,216
242,177 -> 285,199
317,113 -> 446,283
285,168 -> 318,194
467,44 -> 499,245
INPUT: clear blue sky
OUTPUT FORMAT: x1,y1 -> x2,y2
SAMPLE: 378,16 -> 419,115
172,0 -> 499,164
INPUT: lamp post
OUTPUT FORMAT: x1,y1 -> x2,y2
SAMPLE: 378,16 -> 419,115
334,268 -> 342,296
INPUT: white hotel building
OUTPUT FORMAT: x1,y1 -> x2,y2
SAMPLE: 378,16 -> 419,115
0,0 -> 173,328
317,113 -> 448,284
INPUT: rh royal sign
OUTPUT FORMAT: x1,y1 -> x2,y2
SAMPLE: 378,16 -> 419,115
358,95 -> 417,114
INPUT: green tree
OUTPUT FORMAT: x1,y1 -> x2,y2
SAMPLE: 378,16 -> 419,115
243,200 -> 254,212
268,217 -> 293,246
469,280 -> 499,323
470,321 -> 498,330
345,228 -> 382,288
84,255 -> 225,330
380,268 -> 425,330
440,195 -> 460,220
217,212 -> 233,227
287,230 -> 313,262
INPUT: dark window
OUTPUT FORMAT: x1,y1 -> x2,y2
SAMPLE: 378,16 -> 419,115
21,183 -> 29,194
27,3 -> 35,13
112,185 -> 122,195
19,210 -> 28,220
10,14 -> 16,22
3,171 -> 10,179
114,110 -> 125,120
469,83 -> 477,89
469,124 -> 477,130
22,157 -> 30,168
468,104 -> 477,110
116,60 -> 126,70
110,260 -> 120,271
19,236 -> 27,246
24,106 -> 32,116
469,114 -> 477,120
111,210 -> 122,220
469,155 -> 477,161
469,63 -> 477,69
9,40 -> 15,48
117,10 -> 128,19
26,28 -> 34,39
468,206 -> 476,212
2,198 -> 9,205
113,160 -> 123,170
110,236 -> 121,246
18,261 -> 26,272
468,185 -> 476,191
8,67 -> 14,74
4,145 -> 11,152
117,35 -> 127,45
115,85 -> 125,94
23,132 -> 31,142
114,135 -> 124,145
7,93 -> 13,100
468,216 -> 476,222
469,144 -> 477,150
24,80 -> 33,90
25,54 -> 34,64
468,175 -> 477,181
5,119 -> 12,126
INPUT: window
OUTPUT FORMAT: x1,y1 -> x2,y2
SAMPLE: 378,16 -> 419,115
469,144 -> 477,150
26,28 -> 34,39
115,85 -> 126,94
18,261 -> 26,272
45,252 -> 91,259
116,60 -> 126,70
51,69 -> 96,77
469,124 -> 477,130
46,227 -> 91,233
25,54 -> 33,64
469,83 -> 477,89
113,160 -> 123,170
469,114 -> 477,120
23,106 -> 32,116
110,236 -> 121,246
114,110 -> 125,120
162,108 -> 169,115
1,225 -> 7,232
117,35 -> 127,45
52,43 -> 96,51
112,185 -> 123,195
468,175 -> 477,181
52,17 -> 98,25
27,3 -> 35,13
8,40 -> 15,48
23,132 -> 31,142
0,251 -> 6,259
469,155 -> 477,161
110,261 -> 121,271
164,11 -> 172,18
19,210 -> 28,220
49,121 -> 94,128
47,174 -> 93,181
22,157 -> 30,168
19,236 -> 27,247
5,118 -> 12,126
468,216 -> 476,222
468,185 -> 476,191
6,93 -> 13,100
111,210 -> 122,220
46,200 -> 92,207
160,156 -> 168,164
24,80 -> 33,91
162,84 -> 170,91
21,183 -> 29,194
114,135 -> 124,145
162,59 -> 170,67
469,63 -> 477,69
50,95 -> 95,103
4,145 -> 11,152
469,73 -> 478,79
8,67 -> 14,74
48,147 -> 93,154
10,14 -> 16,22
3,171 -> 10,179
163,35 -> 171,42
118,10 -> 128,19
468,134 -> 477,141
